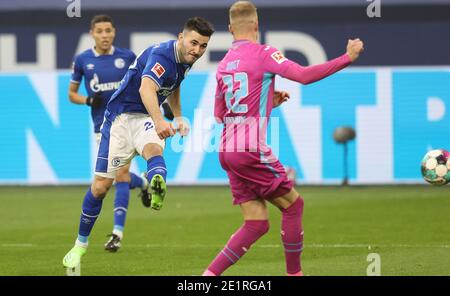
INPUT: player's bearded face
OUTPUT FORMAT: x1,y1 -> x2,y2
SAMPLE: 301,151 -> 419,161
178,30 -> 210,65
90,22 -> 116,53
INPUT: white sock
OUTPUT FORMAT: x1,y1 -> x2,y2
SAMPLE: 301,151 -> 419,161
112,229 -> 123,240
75,239 -> 88,248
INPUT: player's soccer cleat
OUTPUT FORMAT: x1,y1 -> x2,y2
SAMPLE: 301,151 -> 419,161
62,245 -> 87,269
66,263 -> 81,276
104,233 -> 122,252
138,172 -> 151,208
150,174 -> 166,210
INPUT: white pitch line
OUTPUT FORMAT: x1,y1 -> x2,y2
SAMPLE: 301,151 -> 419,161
1,243 -> 33,247
3,243 -> 449,249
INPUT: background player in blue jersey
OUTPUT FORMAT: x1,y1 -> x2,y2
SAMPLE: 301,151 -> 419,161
68,15 -> 150,253
63,16 -> 214,270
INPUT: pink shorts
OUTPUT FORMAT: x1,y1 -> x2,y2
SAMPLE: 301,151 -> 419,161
219,151 -> 294,205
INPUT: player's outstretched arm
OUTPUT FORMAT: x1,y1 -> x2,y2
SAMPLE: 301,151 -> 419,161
140,77 -> 176,140
272,38 -> 364,85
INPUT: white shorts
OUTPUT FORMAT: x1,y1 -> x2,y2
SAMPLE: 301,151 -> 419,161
95,113 -> 165,179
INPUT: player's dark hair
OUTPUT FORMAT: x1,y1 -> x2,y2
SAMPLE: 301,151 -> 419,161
183,17 -> 214,37
90,14 -> 114,29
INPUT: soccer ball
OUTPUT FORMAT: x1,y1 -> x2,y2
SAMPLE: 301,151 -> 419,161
421,149 -> 450,185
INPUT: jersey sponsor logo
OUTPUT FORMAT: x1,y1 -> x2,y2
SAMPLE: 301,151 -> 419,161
114,58 -> 125,69
89,73 -> 122,92
86,63 -> 95,70
271,51 -> 287,64
151,62 -> 166,78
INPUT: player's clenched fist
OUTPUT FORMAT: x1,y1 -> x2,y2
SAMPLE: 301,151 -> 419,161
346,38 -> 364,62
273,90 -> 290,108
156,119 -> 176,140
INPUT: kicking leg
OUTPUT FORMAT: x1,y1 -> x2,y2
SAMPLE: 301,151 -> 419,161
142,143 -> 167,210
269,188 -> 304,276
203,199 -> 270,276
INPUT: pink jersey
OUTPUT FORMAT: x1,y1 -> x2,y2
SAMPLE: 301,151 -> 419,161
215,39 -> 351,156
215,39 -> 352,203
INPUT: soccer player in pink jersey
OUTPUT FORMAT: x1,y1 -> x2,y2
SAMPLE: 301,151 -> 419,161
202,1 -> 364,276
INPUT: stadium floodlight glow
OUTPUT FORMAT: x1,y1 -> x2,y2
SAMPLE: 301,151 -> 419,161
333,126 -> 356,186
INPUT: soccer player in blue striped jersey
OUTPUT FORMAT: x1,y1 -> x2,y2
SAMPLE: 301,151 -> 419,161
63,16 -> 214,271
68,15 -> 149,253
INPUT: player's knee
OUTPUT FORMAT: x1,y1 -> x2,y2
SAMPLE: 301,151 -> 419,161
247,220 -> 270,236
260,220 -> 270,234
292,194 -> 304,211
91,180 -> 112,198
142,143 -> 163,160
115,169 -> 130,183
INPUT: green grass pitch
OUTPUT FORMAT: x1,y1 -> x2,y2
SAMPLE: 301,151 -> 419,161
0,185 -> 449,276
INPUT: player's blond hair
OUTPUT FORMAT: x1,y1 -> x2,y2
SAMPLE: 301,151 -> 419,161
229,1 -> 258,27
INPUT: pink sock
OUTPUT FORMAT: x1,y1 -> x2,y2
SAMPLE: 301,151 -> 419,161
281,197 -> 304,275
204,220 -> 269,276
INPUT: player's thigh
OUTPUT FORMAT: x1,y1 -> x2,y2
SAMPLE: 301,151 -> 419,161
240,199 -> 269,220
95,115 -> 136,179
130,114 -> 165,160
269,188 -> 300,210
115,162 -> 131,183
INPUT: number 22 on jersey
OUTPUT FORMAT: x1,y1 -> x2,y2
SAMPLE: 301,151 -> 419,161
222,72 -> 248,114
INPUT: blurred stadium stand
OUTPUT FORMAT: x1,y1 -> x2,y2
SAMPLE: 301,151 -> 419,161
1,0 -> 450,68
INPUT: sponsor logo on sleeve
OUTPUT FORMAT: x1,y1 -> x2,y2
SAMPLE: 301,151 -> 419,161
151,62 -> 166,78
271,51 -> 287,64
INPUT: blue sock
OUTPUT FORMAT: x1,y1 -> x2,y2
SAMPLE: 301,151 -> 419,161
78,188 -> 103,243
146,156 -> 167,183
129,172 -> 143,189
114,182 -> 130,232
